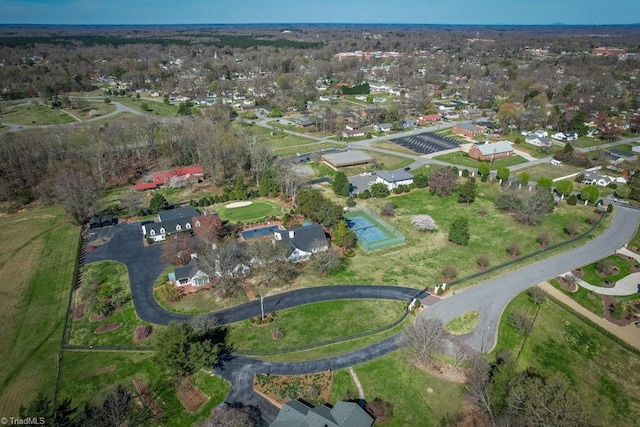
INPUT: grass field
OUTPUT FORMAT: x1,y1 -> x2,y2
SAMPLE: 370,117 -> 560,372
63,101 -> 116,120
493,290 -> 640,426
116,97 -> 179,117
432,152 -> 528,170
57,351 -> 229,426
516,162 -> 587,182
295,184 -> 599,289
0,207 -> 79,415
445,311 -> 480,335
329,351 -> 466,426
215,199 -> 286,224
0,103 -> 76,125
579,254 -> 634,286
229,299 -> 405,353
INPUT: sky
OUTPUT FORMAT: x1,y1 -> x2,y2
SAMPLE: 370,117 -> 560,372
0,0 -> 638,26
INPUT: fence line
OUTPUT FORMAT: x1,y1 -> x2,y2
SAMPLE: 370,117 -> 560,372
413,212 -> 606,299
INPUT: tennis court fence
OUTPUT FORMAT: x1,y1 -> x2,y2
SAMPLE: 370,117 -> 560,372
344,206 -> 405,251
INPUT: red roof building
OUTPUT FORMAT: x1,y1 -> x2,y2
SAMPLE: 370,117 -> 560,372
135,165 -> 204,191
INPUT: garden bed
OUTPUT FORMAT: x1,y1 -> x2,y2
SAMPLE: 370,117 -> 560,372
94,322 -> 122,334
177,376 -> 210,413
254,372 -> 332,406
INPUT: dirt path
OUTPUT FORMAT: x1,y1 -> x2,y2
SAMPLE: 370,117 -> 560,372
538,282 -> 640,350
348,367 -> 365,400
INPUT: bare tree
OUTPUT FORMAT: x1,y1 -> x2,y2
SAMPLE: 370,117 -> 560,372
310,247 -> 343,275
54,166 -> 98,225
465,352 -> 496,424
428,167 -> 458,196
120,190 -> 144,218
198,402 -> 264,427
401,316 -> 448,365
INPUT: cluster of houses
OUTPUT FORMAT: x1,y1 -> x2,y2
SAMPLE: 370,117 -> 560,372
143,207 -> 329,288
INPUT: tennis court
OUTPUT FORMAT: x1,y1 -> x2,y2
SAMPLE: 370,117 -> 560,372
346,216 -> 387,242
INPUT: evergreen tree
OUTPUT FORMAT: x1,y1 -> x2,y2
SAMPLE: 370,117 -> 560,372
449,217 -> 470,246
458,177 -> 477,204
149,192 -> 169,214
332,171 -> 351,197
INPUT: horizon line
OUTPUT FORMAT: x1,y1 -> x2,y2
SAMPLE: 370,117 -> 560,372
1,22 -> 639,27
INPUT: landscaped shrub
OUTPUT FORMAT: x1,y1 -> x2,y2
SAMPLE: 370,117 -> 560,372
528,287 -> 547,304
449,217 -> 470,245
537,232 -> 551,247
442,264 -> 457,280
507,242 -> 521,257
481,174 -> 488,182
607,203 -> 613,213
567,194 -> 577,205
358,190 -> 371,199
380,203 -> 396,217
134,325 -> 153,342
509,311 -> 533,334
564,221 -> 580,236
462,169 -> 470,178
476,254 -> 490,269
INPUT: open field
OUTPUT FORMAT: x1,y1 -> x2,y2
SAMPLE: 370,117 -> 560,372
215,199 -> 287,223
0,207 -> 78,415
63,101 -> 117,120
493,290 -> 640,426
329,351 -> 466,426
58,351 -> 229,426
295,183 -> 602,290
432,152 -> 528,170
116,97 -> 180,117
515,162 -> 586,182
230,299 -> 405,353
0,103 -> 76,125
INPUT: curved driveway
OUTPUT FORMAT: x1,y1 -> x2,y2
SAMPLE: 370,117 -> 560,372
85,223 -> 422,326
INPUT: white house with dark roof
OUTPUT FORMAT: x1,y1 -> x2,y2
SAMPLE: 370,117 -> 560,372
271,400 -> 373,427
273,224 -> 329,263
375,169 -> 414,190
169,257 -> 210,287
142,207 -> 202,242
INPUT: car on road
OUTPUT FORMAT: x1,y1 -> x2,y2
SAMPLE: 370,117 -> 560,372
403,166 -> 411,171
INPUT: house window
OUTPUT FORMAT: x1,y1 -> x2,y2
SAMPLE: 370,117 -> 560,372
195,221 -> 201,227
176,224 -> 182,231
160,227 -> 166,234
185,223 -> 192,229
150,229 -> 155,236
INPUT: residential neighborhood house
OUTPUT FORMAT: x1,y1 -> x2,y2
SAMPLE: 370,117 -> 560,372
141,207 -> 202,242
134,165 -> 204,191
375,169 -> 414,190
271,400 -> 373,427
273,224 -> 329,263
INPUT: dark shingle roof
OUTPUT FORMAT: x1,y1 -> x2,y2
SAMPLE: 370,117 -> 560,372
158,207 -> 199,222
173,258 -> 200,281
275,224 -> 327,254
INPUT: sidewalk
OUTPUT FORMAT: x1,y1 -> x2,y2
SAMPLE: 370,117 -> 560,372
538,282 -> 640,350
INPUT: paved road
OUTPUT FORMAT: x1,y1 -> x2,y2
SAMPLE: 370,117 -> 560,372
418,204 -> 640,352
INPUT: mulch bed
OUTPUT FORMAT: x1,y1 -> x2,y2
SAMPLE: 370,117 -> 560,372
89,314 -> 106,322
94,322 -> 122,334
176,377 -> 209,413
133,325 -> 153,343
602,295 -> 638,327
79,365 -> 116,379
133,378 -> 164,420
254,372 -> 332,406
73,303 -> 85,320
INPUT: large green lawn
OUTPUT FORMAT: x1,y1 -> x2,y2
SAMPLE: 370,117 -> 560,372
295,184 -> 600,290
215,199 -> 287,224
493,290 -> 640,426
0,207 -> 79,415
1,103 -> 76,125
329,351 -> 466,426
229,299 -> 405,354
432,152 -> 528,170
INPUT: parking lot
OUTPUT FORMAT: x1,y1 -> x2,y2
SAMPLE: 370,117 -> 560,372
391,131 -> 460,154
